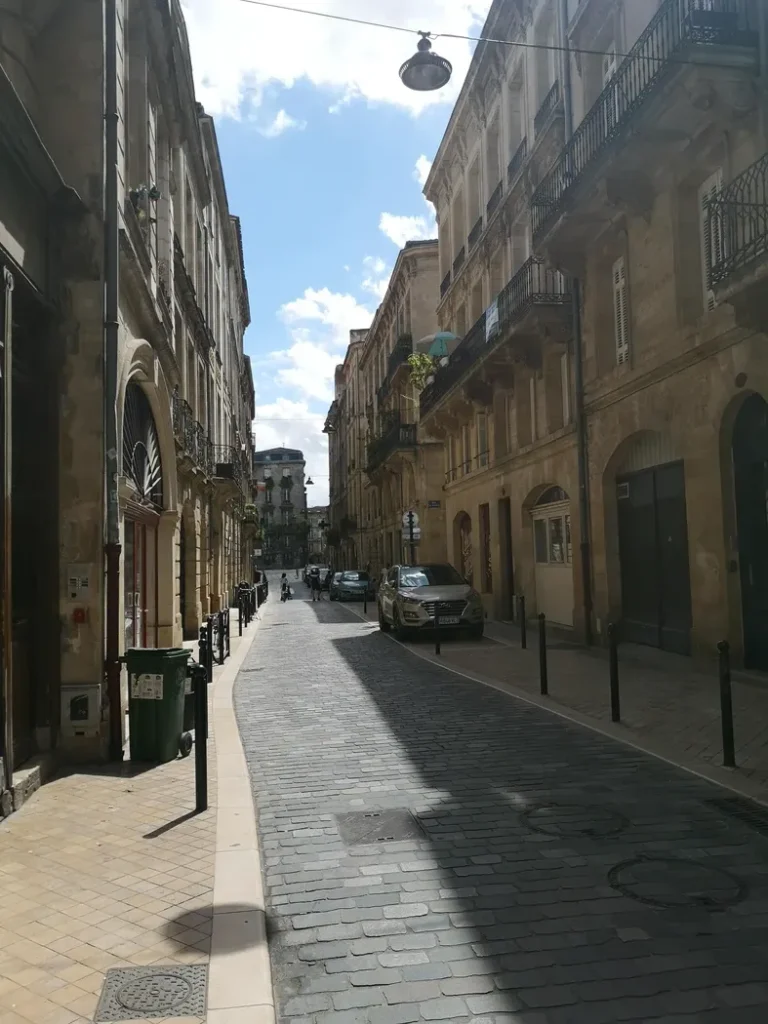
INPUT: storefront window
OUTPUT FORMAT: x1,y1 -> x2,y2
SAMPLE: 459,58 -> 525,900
534,519 -> 548,563
549,517 -> 565,563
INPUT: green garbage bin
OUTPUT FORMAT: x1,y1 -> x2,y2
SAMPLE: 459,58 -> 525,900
125,648 -> 192,763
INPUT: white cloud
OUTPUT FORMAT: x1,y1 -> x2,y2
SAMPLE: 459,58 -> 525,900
414,154 -> 432,187
256,108 -> 307,137
362,256 -> 390,300
379,212 -> 434,248
253,397 -> 330,505
280,287 -> 372,348
180,0 -> 492,118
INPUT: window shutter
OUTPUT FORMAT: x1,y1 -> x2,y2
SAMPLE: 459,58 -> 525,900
613,256 -> 630,365
699,168 -> 724,312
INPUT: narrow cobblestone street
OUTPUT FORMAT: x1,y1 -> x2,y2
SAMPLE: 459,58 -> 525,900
235,588 -> 768,1024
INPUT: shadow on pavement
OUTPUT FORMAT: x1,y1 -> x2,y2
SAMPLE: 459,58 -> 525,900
162,904 -> 275,957
325,626 -> 768,1022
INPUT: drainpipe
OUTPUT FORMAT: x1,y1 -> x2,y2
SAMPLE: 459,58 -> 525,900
559,0 -> 593,646
104,0 -> 123,759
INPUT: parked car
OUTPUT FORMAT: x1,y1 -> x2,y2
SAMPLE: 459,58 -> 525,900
377,563 -> 484,640
330,570 -> 373,602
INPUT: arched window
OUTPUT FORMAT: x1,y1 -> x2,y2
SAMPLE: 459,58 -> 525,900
123,382 -> 163,509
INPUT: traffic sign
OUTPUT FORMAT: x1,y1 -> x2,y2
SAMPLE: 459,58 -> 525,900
402,510 -> 420,529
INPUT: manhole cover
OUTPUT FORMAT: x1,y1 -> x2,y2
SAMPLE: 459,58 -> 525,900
95,965 -> 207,1021
522,803 -> 626,838
336,809 -> 425,845
608,856 -> 746,910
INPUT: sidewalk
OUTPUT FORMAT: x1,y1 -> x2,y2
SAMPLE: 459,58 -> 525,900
351,602 -> 768,804
0,607 -> 266,1024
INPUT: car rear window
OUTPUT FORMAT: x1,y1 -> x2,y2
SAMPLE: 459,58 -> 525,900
342,572 -> 368,581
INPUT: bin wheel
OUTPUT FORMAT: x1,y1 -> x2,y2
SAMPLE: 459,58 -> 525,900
179,732 -> 193,758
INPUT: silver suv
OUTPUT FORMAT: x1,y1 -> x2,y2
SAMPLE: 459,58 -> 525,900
377,563 -> 484,640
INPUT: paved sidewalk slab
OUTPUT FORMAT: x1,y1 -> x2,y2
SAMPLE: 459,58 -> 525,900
0,607 -> 266,1024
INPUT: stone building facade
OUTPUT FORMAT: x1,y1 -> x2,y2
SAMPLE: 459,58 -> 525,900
0,0 -> 254,808
420,0 -> 768,666
253,447 -> 307,569
358,241 -> 447,576
326,0 -> 768,672
325,332 -> 367,568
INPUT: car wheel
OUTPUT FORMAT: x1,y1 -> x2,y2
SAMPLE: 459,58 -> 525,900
392,607 -> 411,642
469,623 -> 484,640
378,603 -> 391,633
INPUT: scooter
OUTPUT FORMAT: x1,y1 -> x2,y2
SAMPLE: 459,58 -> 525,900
280,582 -> 292,602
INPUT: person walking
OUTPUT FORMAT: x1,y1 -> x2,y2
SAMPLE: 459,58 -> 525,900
309,565 -> 322,602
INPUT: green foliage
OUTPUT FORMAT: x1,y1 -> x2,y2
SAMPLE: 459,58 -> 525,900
407,352 -> 436,391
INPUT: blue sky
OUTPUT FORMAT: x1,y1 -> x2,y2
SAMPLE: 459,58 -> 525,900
182,0 -> 491,504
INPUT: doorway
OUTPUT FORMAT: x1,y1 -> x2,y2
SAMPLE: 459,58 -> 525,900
617,461 -> 692,654
532,487 -> 573,626
733,394 -> 768,671
498,497 -> 515,619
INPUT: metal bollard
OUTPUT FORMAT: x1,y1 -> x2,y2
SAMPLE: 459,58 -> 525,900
206,616 -> 214,682
717,640 -> 736,768
216,610 -> 224,665
538,613 -> 548,696
519,595 -> 527,650
225,608 -> 231,658
193,664 -> 208,813
435,604 -> 441,656
238,596 -> 243,636
364,588 -> 368,615
198,624 -> 209,684
608,622 -> 621,723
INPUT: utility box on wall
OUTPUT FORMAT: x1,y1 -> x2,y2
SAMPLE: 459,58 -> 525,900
60,683 -> 101,740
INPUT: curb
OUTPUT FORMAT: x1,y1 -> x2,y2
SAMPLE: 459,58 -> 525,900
208,606 -> 275,1024
344,603 -> 768,809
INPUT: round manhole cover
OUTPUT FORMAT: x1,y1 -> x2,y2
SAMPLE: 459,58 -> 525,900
608,856 -> 746,910
522,803 -> 626,838
116,973 -> 193,1014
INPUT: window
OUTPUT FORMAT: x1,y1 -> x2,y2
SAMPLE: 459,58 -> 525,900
534,519 -> 548,563
699,168 -> 724,312
461,424 -> 471,474
477,414 -> 488,468
613,256 -> 630,365
534,514 -> 573,565
529,377 -> 537,442
479,504 -> 492,593
602,46 -> 619,134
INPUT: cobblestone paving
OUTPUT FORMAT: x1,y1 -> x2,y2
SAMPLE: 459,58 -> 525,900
235,593 -> 768,1023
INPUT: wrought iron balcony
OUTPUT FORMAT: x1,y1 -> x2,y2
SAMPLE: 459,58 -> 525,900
387,333 -> 413,378
508,137 -> 528,184
366,416 -> 418,474
172,391 -> 211,474
533,0 -> 756,243
452,247 -> 466,276
211,444 -> 242,487
420,256 -> 570,419
709,152 -> 768,290
534,80 -> 561,139
440,270 -> 452,298
487,181 -> 503,219
468,216 -> 484,250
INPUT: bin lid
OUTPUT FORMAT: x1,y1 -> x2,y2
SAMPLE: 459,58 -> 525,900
124,647 -> 191,662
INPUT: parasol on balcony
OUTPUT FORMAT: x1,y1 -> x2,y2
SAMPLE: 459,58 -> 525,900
415,331 -> 459,359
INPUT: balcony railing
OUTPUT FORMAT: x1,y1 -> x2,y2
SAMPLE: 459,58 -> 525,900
508,137 -> 528,183
709,152 -> 768,288
211,444 -> 242,487
440,270 -> 452,298
172,391 -> 211,474
487,181 -> 503,219
533,0 -> 756,241
445,451 -> 491,485
420,256 -> 570,419
387,333 -> 413,378
366,417 -> 418,473
468,216 -> 484,249
453,246 -> 466,275
533,80 -> 561,138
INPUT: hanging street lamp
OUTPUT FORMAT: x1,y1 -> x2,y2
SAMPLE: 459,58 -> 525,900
400,33 -> 452,93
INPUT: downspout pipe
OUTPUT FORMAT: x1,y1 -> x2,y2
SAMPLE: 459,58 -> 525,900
104,0 -> 123,759
559,0 -> 593,646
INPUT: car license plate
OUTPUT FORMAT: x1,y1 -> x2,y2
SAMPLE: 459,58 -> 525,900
439,615 -> 461,625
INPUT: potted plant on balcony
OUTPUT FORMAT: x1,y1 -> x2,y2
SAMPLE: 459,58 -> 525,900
407,352 -> 437,390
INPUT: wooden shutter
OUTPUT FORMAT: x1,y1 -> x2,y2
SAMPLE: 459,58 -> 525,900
613,256 -> 630,365
699,168 -> 723,312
